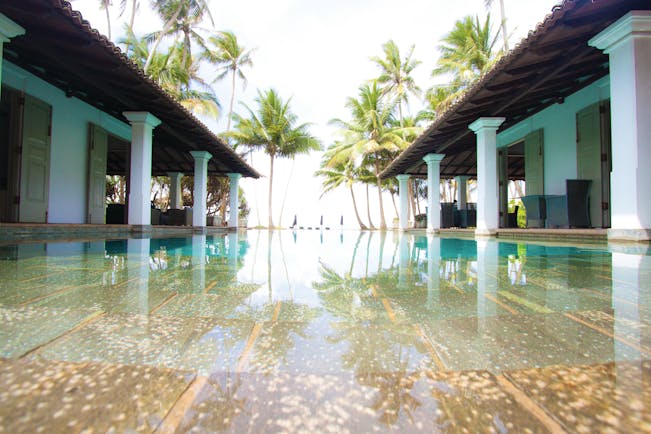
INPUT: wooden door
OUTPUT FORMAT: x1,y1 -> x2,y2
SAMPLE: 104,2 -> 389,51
87,124 -> 108,223
576,102 -> 610,228
524,129 -> 544,196
19,95 -> 51,223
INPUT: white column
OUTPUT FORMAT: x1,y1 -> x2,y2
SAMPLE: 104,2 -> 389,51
397,174 -> 410,230
469,117 -> 505,236
123,112 -> 161,226
0,14 -> 25,100
423,154 -> 445,233
167,172 -> 183,209
589,11 -> 651,241
190,151 -> 212,227
455,176 -> 468,210
228,173 -> 242,228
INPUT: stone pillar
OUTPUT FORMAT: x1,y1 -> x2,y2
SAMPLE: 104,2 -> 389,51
0,14 -> 25,100
589,11 -> 651,241
190,151 -> 212,227
123,112 -> 162,226
469,117 -> 505,236
455,176 -> 468,210
397,174 -> 410,230
423,154 -> 445,233
167,172 -> 183,209
228,173 -> 242,228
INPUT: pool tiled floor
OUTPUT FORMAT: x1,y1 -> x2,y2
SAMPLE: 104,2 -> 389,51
1,232 -> 650,432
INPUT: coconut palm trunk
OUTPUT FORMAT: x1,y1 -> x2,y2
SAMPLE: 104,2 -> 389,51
144,1 -> 184,74
375,163 -> 387,229
350,186 -> 368,230
268,152 -> 275,228
227,68 -> 237,131
365,184 -> 375,230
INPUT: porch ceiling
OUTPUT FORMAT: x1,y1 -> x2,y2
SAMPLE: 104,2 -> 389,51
381,0 -> 651,180
0,0 -> 260,178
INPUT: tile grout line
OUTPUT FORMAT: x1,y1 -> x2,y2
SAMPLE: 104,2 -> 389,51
563,312 -> 651,357
203,279 -> 219,294
154,374 -> 207,434
19,310 -> 107,359
413,324 -> 447,371
484,293 -> 520,315
496,374 -> 567,434
236,322 -> 264,372
149,292 -> 179,315
271,300 -> 282,322
16,284 -> 83,307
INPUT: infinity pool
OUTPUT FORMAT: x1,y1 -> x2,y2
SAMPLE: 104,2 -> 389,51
0,230 -> 650,432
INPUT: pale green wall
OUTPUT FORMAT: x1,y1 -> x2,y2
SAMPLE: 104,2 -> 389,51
2,60 -> 131,223
497,76 -> 610,195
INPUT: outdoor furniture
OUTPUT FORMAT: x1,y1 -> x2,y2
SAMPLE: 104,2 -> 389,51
441,203 -> 455,228
521,195 -> 546,228
567,179 -> 592,228
163,207 -> 192,226
507,206 -> 519,228
545,195 -> 568,228
106,204 -> 125,224
150,208 -> 161,225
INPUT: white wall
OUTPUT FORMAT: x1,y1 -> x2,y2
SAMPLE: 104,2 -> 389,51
497,76 -> 610,195
3,61 -> 131,223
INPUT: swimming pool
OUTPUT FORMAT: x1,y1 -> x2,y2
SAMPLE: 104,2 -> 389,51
0,230 -> 649,432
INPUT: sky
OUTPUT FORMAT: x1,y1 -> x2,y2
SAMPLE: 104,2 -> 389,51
73,0 -> 560,229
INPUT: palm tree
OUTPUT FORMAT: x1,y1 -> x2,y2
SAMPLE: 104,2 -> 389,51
118,0 -> 139,51
316,154 -> 368,230
202,31 -> 254,132
144,0 -> 213,74
329,81 -> 413,229
228,89 -> 321,228
370,40 -> 421,126
426,14 -> 502,117
98,0 -> 113,40
485,0 -> 509,51
120,29 -> 220,117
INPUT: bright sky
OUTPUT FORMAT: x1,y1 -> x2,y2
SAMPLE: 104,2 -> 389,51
74,0 -> 560,229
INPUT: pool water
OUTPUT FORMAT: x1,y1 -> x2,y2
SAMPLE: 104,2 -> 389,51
0,230 -> 650,432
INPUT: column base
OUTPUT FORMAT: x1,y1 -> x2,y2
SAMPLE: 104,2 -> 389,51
608,229 -> 651,242
475,228 -> 497,237
129,225 -> 153,235
426,228 -> 440,234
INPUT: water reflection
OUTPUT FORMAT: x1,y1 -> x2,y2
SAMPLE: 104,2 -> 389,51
2,231 -> 651,431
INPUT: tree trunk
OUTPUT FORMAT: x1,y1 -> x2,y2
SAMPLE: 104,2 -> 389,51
390,191 -> 398,219
124,0 -> 138,52
144,1 -> 184,74
278,158 -> 295,227
227,68 -> 237,132
104,6 -> 112,40
375,163 -> 387,229
268,152 -> 275,228
350,186 -> 368,230
499,0 -> 509,51
365,184 -> 375,230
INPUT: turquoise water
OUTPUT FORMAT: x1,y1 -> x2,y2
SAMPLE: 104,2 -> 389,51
1,230 -> 650,432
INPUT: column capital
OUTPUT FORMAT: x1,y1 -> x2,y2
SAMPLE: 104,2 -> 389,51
589,11 -> 651,53
455,175 -> 469,181
190,150 -> 212,161
396,174 -> 411,182
123,111 -> 162,128
469,117 -> 505,133
0,13 -> 25,42
423,153 -> 445,164
167,171 -> 183,178
227,172 -> 242,181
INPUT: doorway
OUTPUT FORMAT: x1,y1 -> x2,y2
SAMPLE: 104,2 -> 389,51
0,87 -> 52,223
